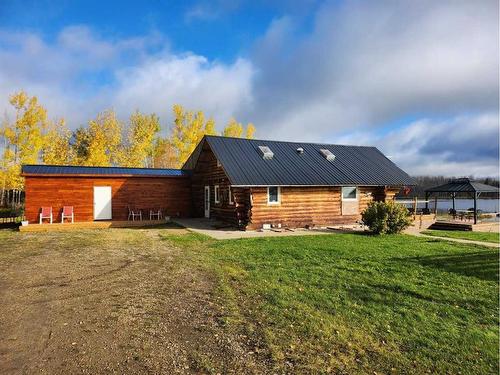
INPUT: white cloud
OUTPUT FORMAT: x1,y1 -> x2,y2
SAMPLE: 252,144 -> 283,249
184,0 -> 242,22
0,25 -> 253,128
110,54 -> 253,127
244,0 -> 498,139
336,113 -> 499,177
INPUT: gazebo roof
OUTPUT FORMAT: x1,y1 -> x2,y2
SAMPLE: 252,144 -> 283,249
425,178 -> 499,194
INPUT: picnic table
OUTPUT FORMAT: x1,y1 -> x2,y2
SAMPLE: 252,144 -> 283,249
455,209 -> 474,221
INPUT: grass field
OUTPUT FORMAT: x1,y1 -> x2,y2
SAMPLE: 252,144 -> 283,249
165,232 -> 499,374
422,229 -> 499,243
0,228 -> 498,374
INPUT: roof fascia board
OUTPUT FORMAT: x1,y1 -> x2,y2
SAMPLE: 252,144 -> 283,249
231,184 -> 408,187
21,173 -> 189,178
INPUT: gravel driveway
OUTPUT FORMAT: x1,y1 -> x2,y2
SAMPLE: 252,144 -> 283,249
0,228 -> 267,374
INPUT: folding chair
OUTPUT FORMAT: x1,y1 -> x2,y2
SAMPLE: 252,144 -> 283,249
128,206 -> 142,221
39,207 -> 53,224
61,206 -> 74,223
149,208 -> 162,220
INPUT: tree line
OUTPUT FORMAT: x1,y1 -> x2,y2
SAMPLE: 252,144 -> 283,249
0,90 -> 255,206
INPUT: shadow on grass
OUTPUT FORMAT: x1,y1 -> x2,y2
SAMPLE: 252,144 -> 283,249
412,251 -> 499,281
125,222 -> 185,230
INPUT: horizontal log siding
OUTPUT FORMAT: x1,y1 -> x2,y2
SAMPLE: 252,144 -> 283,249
247,186 -> 395,230
190,142 -> 249,226
24,176 -> 191,223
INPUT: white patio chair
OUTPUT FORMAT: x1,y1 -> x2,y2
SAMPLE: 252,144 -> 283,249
149,208 -> 162,220
128,206 -> 142,221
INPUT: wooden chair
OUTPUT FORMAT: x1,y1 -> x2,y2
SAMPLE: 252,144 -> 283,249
149,208 -> 162,220
128,206 -> 142,221
39,207 -> 53,224
61,206 -> 74,223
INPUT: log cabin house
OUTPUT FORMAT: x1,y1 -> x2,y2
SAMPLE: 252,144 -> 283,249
22,135 -> 414,230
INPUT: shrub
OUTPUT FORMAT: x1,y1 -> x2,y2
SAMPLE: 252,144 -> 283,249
361,201 -> 412,234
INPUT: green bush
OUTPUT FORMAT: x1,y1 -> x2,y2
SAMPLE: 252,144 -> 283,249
361,201 -> 412,234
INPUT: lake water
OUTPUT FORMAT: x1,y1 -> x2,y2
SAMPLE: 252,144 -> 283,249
395,198 -> 500,213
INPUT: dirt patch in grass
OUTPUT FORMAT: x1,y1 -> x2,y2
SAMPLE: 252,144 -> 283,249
0,229 -> 267,374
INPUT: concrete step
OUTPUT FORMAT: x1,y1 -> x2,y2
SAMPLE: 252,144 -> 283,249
429,221 -> 472,231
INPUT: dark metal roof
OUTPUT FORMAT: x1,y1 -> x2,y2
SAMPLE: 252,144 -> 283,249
183,136 -> 414,186
425,178 -> 499,193
22,164 -> 188,177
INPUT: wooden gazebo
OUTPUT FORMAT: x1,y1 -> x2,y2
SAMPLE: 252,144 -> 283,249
425,178 -> 499,224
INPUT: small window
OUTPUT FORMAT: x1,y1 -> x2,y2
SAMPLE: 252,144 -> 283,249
214,185 -> 220,203
342,186 -> 357,200
228,186 -> 234,205
267,186 -> 280,204
216,159 -> 221,167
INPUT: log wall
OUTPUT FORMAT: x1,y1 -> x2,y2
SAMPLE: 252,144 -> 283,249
24,176 -> 192,223
190,142 -> 249,227
246,186 -> 399,230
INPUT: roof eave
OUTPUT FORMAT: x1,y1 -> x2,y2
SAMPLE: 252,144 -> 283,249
21,173 -> 189,178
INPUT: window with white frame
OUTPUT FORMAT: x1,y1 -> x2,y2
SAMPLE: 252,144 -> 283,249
341,186 -> 358,200
267,186 -> 280,204
214,185 -> 220,203
216,159 -> 221,167
228,186 -> 234,205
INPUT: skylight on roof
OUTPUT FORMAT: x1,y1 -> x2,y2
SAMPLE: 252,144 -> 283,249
258,145 -> 274,160
320,149 -> 335,162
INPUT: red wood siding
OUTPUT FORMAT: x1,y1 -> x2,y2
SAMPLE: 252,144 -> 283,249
24,176 -> 191,223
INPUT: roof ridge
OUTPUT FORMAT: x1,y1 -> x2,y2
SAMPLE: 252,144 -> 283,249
204,134 -> 377,148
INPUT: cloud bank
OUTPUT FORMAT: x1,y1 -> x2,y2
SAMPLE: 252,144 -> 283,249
0,0 -> 498,176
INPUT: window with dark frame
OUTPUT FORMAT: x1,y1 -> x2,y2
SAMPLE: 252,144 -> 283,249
267,186 -> 280,204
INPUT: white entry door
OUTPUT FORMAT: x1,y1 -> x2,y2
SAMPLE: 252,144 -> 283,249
341,186 -> 359,216
204,186 -> 210,218
94,186 -> 112,220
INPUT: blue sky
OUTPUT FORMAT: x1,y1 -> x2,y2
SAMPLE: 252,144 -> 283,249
0,0 -> 319,61
0,0 -> 498,176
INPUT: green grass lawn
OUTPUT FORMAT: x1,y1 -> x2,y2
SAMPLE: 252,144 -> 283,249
423,229 -> 499,243
165,232 -> 499,374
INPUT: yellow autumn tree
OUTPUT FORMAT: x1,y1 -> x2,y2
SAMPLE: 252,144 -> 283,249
1,91 -> 48,194
83,110 -> 123,166
0,117 -> 15,206
71,127 -> 91,165
153,137 -> 178,168
8,91 -> 48,165
222,118 -> 255,139
123,111 -> 161,168
42,118 -> 73,165
170,104 -> 216,167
